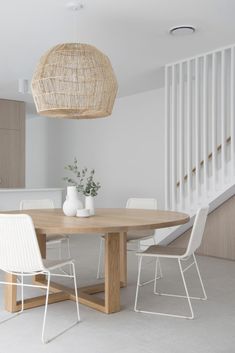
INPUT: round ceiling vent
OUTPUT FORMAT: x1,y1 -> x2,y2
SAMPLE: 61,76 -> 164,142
169,26 -> 196,36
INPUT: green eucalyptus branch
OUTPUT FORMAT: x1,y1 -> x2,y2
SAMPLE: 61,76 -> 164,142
63,158 -> 101,197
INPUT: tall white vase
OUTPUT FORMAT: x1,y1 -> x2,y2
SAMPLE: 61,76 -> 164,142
63,186 -> 83,216
85,196 -> 95,215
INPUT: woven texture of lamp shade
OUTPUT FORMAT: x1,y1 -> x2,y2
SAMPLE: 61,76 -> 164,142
31,43 -> 118,119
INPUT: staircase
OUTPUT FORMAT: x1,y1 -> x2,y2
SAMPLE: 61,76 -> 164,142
157,43 -> 235,248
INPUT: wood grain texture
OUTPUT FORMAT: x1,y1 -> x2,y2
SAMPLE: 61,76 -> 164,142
32,279 -> 127,314
36,232 -> 46,258
4,273 -> 18,312
34,232 -> 46,284
0,99 -> 25,188
5,208 -> 190,235
170,195 -> 235,260
0,99 -> 21,130
34,280 -> 107,313
78,292 -> 105,312
105,233 -> 120,313
15,292 -> 70,312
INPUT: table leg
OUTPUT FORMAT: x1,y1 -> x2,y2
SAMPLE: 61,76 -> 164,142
35,233 -> 46,283
4,273 -> 17,312
36,232 -> 46,258
105,232 -> 120,313
5,231 -> 124,314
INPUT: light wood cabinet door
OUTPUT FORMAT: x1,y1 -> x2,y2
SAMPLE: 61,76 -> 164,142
0,99 -> 22,130
0,99 -> 25,188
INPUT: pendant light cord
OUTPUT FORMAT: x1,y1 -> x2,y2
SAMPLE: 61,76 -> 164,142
73,8 -> 78,43
71,2 -> 84,43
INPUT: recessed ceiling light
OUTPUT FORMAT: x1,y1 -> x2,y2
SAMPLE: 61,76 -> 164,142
169,26 -> 196,36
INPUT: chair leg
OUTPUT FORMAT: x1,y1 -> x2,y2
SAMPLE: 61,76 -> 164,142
97,238 -> 104,279
134,256 -> 143,312
154,256 -> 206,301
139,237 -> 162,287
41,266 -> 80,344
193,253 -> 207,300
153,258 -> 162,293
136,240 -> 141,270
178,259 -> 194,319
41,273 -> 51,344
152,236 -> 163,279
139,257 -> 162,288
59,242 -> 62,260
156,257 -> 163,279
66,237 -> 73,275
72,262 -> 80,322
135,258 -> 195,319
59,238 -> 73,276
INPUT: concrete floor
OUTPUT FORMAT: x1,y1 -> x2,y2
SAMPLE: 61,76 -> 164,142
0,234 -> 235,353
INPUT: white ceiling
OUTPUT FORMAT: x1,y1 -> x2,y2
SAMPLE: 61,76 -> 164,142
1,0 -> 235,113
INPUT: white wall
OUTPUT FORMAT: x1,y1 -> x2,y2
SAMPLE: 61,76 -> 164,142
26,115 -> 49,188
26,88 -> 165,208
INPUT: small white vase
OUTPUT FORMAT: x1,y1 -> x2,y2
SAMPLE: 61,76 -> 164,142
63,186 -> 83,217
85,195 -> 95,215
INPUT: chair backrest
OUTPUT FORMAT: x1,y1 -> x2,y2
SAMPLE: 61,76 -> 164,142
0,214 -> 44,273
20,199 -> 54,210
184,206 -> 209,257
126,198 -> 157,210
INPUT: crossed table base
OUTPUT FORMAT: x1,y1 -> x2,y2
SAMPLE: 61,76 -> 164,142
3,208 -> 189,314
4,232 -> 127,314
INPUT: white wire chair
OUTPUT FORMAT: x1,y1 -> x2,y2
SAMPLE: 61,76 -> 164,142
134,206 -> 209,319
0,214 -> 80,343
97,198 -> 162,282
20,199 -> 71,271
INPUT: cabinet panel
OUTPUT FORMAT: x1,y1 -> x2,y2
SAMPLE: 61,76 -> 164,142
0,100 -> 25,188
0,99 -> 24,130
0,129 -> 25,187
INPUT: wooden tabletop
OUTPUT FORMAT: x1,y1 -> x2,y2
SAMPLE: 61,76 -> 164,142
6,208 -> 190,235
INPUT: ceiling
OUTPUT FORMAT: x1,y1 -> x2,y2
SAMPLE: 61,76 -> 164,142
1,0 -> 235,114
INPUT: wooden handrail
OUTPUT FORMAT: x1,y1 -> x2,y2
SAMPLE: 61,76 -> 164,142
176,136 -> 231,187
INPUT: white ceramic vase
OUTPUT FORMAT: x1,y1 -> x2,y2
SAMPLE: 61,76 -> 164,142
85,195 -> 95,215
63,186 -> 83,216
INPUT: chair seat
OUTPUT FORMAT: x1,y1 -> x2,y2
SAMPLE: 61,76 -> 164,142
46,234 -> 69,244
42,258 -> 73,270
137,245 -> 187,258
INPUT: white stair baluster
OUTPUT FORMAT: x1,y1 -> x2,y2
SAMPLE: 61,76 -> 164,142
221,50 -> 226,188
165,65 -> 170,210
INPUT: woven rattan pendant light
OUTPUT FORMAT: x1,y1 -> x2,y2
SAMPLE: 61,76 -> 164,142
31,4 -> 118,119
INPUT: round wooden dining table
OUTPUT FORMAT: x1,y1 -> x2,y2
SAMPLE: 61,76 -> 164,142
4,208 -> 189,314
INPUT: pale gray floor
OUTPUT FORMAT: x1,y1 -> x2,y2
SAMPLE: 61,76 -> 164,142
0,234 -> 235,353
